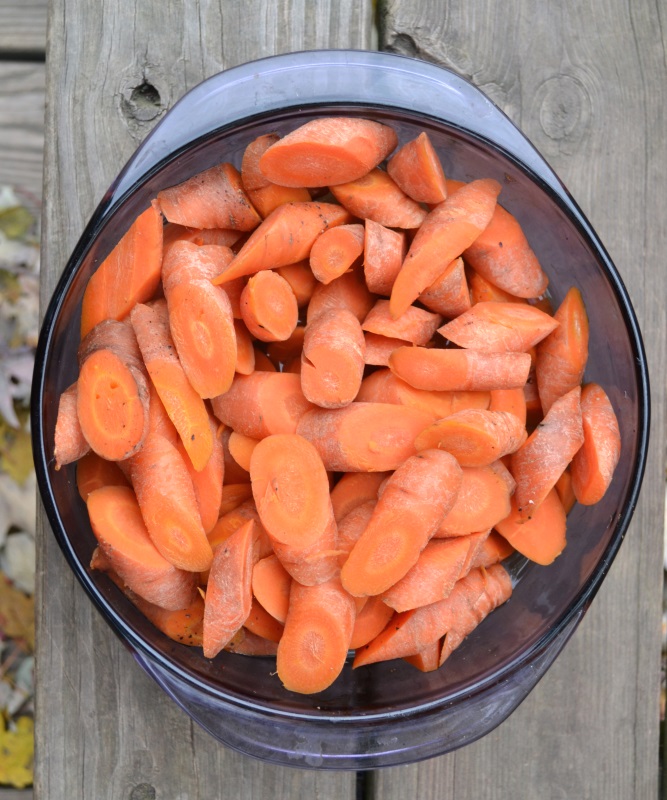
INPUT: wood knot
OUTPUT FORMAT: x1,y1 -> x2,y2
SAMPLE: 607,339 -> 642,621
122,81 -> 163,123
129,783 -> 156,800
536,75 -> 589,142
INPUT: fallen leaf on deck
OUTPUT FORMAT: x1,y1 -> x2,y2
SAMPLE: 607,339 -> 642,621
0,577 -> 34,652
0,715 -> 33,788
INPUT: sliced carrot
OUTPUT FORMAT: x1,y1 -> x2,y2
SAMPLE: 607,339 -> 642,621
438,301 -> 559,353
265,325 -> 306,369
403,641 -> 442,672
206,499 -> 271,561
211,202 -> 352,285
157,162 -> 261,232
130,300 -> 213,471
489,387 -> 527,428
336,499 -> 376,566
244,597 -> 284,643
275,261 -> 318,308
363,332 -> 408,366
226,628 -> 278,656
233,319 -> 256,375
386,131 -> 447,204
435,465 -> 512,536
389,346 -> 532,392
535,286 -> 589,414
300,307 -> 365,409
253,347 -> 278,372
240,269 -> 299,342
350,594 -> 394,650
87,485 -> 198,611
571,383 -> 621,505
227,430 -> 260,473
220,427 -> 250,485
510,386 -> 584,520
555,468 -> 577,514
306,266 -> 376,324
389,178 -> 501,318
54,383 -> 90,469
276,578 -> 356,694
123,584 -> 205,647
221,275 -> 247,319
330,168 -> 427,229
469,530 -> 515,568
80,201 -> 163,338
418,257 -> 472,318
330,472 -> 388,522
467,267 -> 526,305
258,117 -> 398,187
76,451 -> 130,501
296,402 -> 435,472
362,299 -> 442,346
211,371 -> 314,440
161,240 -> 234,289
309,223 -> 365,284
202,518 -> 258,658
363,219 -> 407,296
175,415 -> 224,534
162,222 -> 242,255
219,483 -> 253,517
495,488 -> 567,565
146,380 -> 179,445
340,449 -> 463,596
414,408 -> 527,467
252,554 -> 292,624
241,133 -> 311,217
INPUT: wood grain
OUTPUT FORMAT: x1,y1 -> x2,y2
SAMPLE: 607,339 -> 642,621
377,0 -> 665,795
37,1 -> 372,798
0,0 -> 47,55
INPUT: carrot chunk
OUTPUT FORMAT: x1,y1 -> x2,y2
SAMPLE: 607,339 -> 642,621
240,269 -> 299,342
309,223 -> 365,284
386,131 -> 448,205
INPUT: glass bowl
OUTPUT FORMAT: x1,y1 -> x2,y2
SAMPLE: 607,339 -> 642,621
31,50 -> 649,770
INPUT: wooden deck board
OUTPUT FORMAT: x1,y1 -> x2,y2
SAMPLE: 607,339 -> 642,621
0,0 -> 47,55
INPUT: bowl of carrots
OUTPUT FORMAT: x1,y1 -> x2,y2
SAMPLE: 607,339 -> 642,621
32,50 -> 649,769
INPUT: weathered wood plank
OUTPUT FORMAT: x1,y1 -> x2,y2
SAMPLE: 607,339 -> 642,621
376,0 -> 664,796
0,0 -> 47,55
0,62 -> 45,199
36,1 -> 373,798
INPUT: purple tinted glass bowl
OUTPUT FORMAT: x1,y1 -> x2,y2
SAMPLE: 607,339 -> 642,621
32,50 -> 649,770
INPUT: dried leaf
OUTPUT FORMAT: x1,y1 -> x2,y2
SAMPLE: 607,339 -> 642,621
0,421 -> 33,484
0,715 -> 33,788
0,577 -> 34,651
0,208 -> 34,241
0,534 -> 35,596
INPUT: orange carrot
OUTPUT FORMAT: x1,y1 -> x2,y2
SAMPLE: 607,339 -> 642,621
161,240 -> 234,289
222,275 -> 247,319
276,577 -> 357,694
467,267 -> 526,305
233,319 -> 256,375
76,451 -> 130,501
389,178 -> 501,318
86,485 -> 198,611
495,488 -> 567,565
534,286 -> 589,414
489,387 -> 527,428
389,346 -> 532,392
330,472 -> 388,522
363,219 -> 407,296
403,641 -> 442,672
296,402 -> 435,472
571,383 -> 621,505
250,434 -> 339,585
306,267 -> 375,324
438,301 -> 559,354
330,168 -> 427,229
240,269 -> 298,342
146,380 -> 179,445
241,133 -> 311,217
243,597 -> 285,643
227,430 -> 259,473
80,201 -> 163,337
206,499 -> 271,563
130,300 -> 213,471
211,371 -> 314,440
129,431 -> 214,572
435,465 -> 512,536
340,449 -> 463,596
265,325 -> 306,369
350,594 -> 394,650
275,261 -> 318,308
414,408 -> 527,467
220,427 -> 250,484
309,223 -> 365,284
54,383 -> 90,468
300,308 -> 365,408
162,222 -> 242,255
510,386 -> 584,520
386,131 -> 447,204
211,202 -> 352,285
219,483 -> 253,517
336,499 -> 376,565
362,299 -> 442,346
252,554 -> 292,624
226,628 -> 278,656
202,518 -> 259,658
176,415 -> 224,534
156,162 -> 261,232
418,257 -> 472,318
555,468 -> 577,514
258,117 -> 398,187
463,203 -> 549,299
469,530 -> 515,568
363,332 -> 408,366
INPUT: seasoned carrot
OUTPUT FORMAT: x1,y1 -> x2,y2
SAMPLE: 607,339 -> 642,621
362,299 -> 442,346
127,589 -> 205,647
467,268 -> 525,305
240,269 -> 299,342
389,346 -> 532,392
510,386 -> 584,520
495,488 -> 567,565
308,223 -> 365,284
226,628 -> 278,656
265,325 -> 306,369
414,408 -> 527,467
130,300 -> 213,471
296,402 -> 435,472
202,519 -> 258,658
161,240 -> 234,290
353,564 -> 511,667
252,554 -> 292,624
438,301 -> 559,353
87,485 -> 198,611
219,483 -> 253,517
350,594 -> 394,650
275,261 -> 318,308
330,168 -> 427,229
80,201 -> 163,338
571,383 -> 621,505
211,202 -> 352,285
340,449 -> 463,596
386,131 -> 447,204
176,415 -> 224,534
258,117 -> 398,187
463,203 -> 549,299
162,222 -> 242,255
212,371 -> 314,440
156,162 -> 261,232
363,219 -> 407,296
389,178 -> 501,318
276,578 -> 356,694
300,308 -> 365,409
534,286 -> 589,414
330,472 -> 387,522
227,430 -> 260,473
418,257 -> 472,318
241,133 -> 311,217
244,597 -> 285,643
233,319 -> 256,375
555,468 -> 577,514
336,499 -> 376,566
206,499 -> 271,563
435,465 -> 512,536
76,451 -> 130,501
54,383 -> 90,469
306,267 -> 375,324
489,387 -> 527,428
250,434 -> 339,585
363,332 -> 408,366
